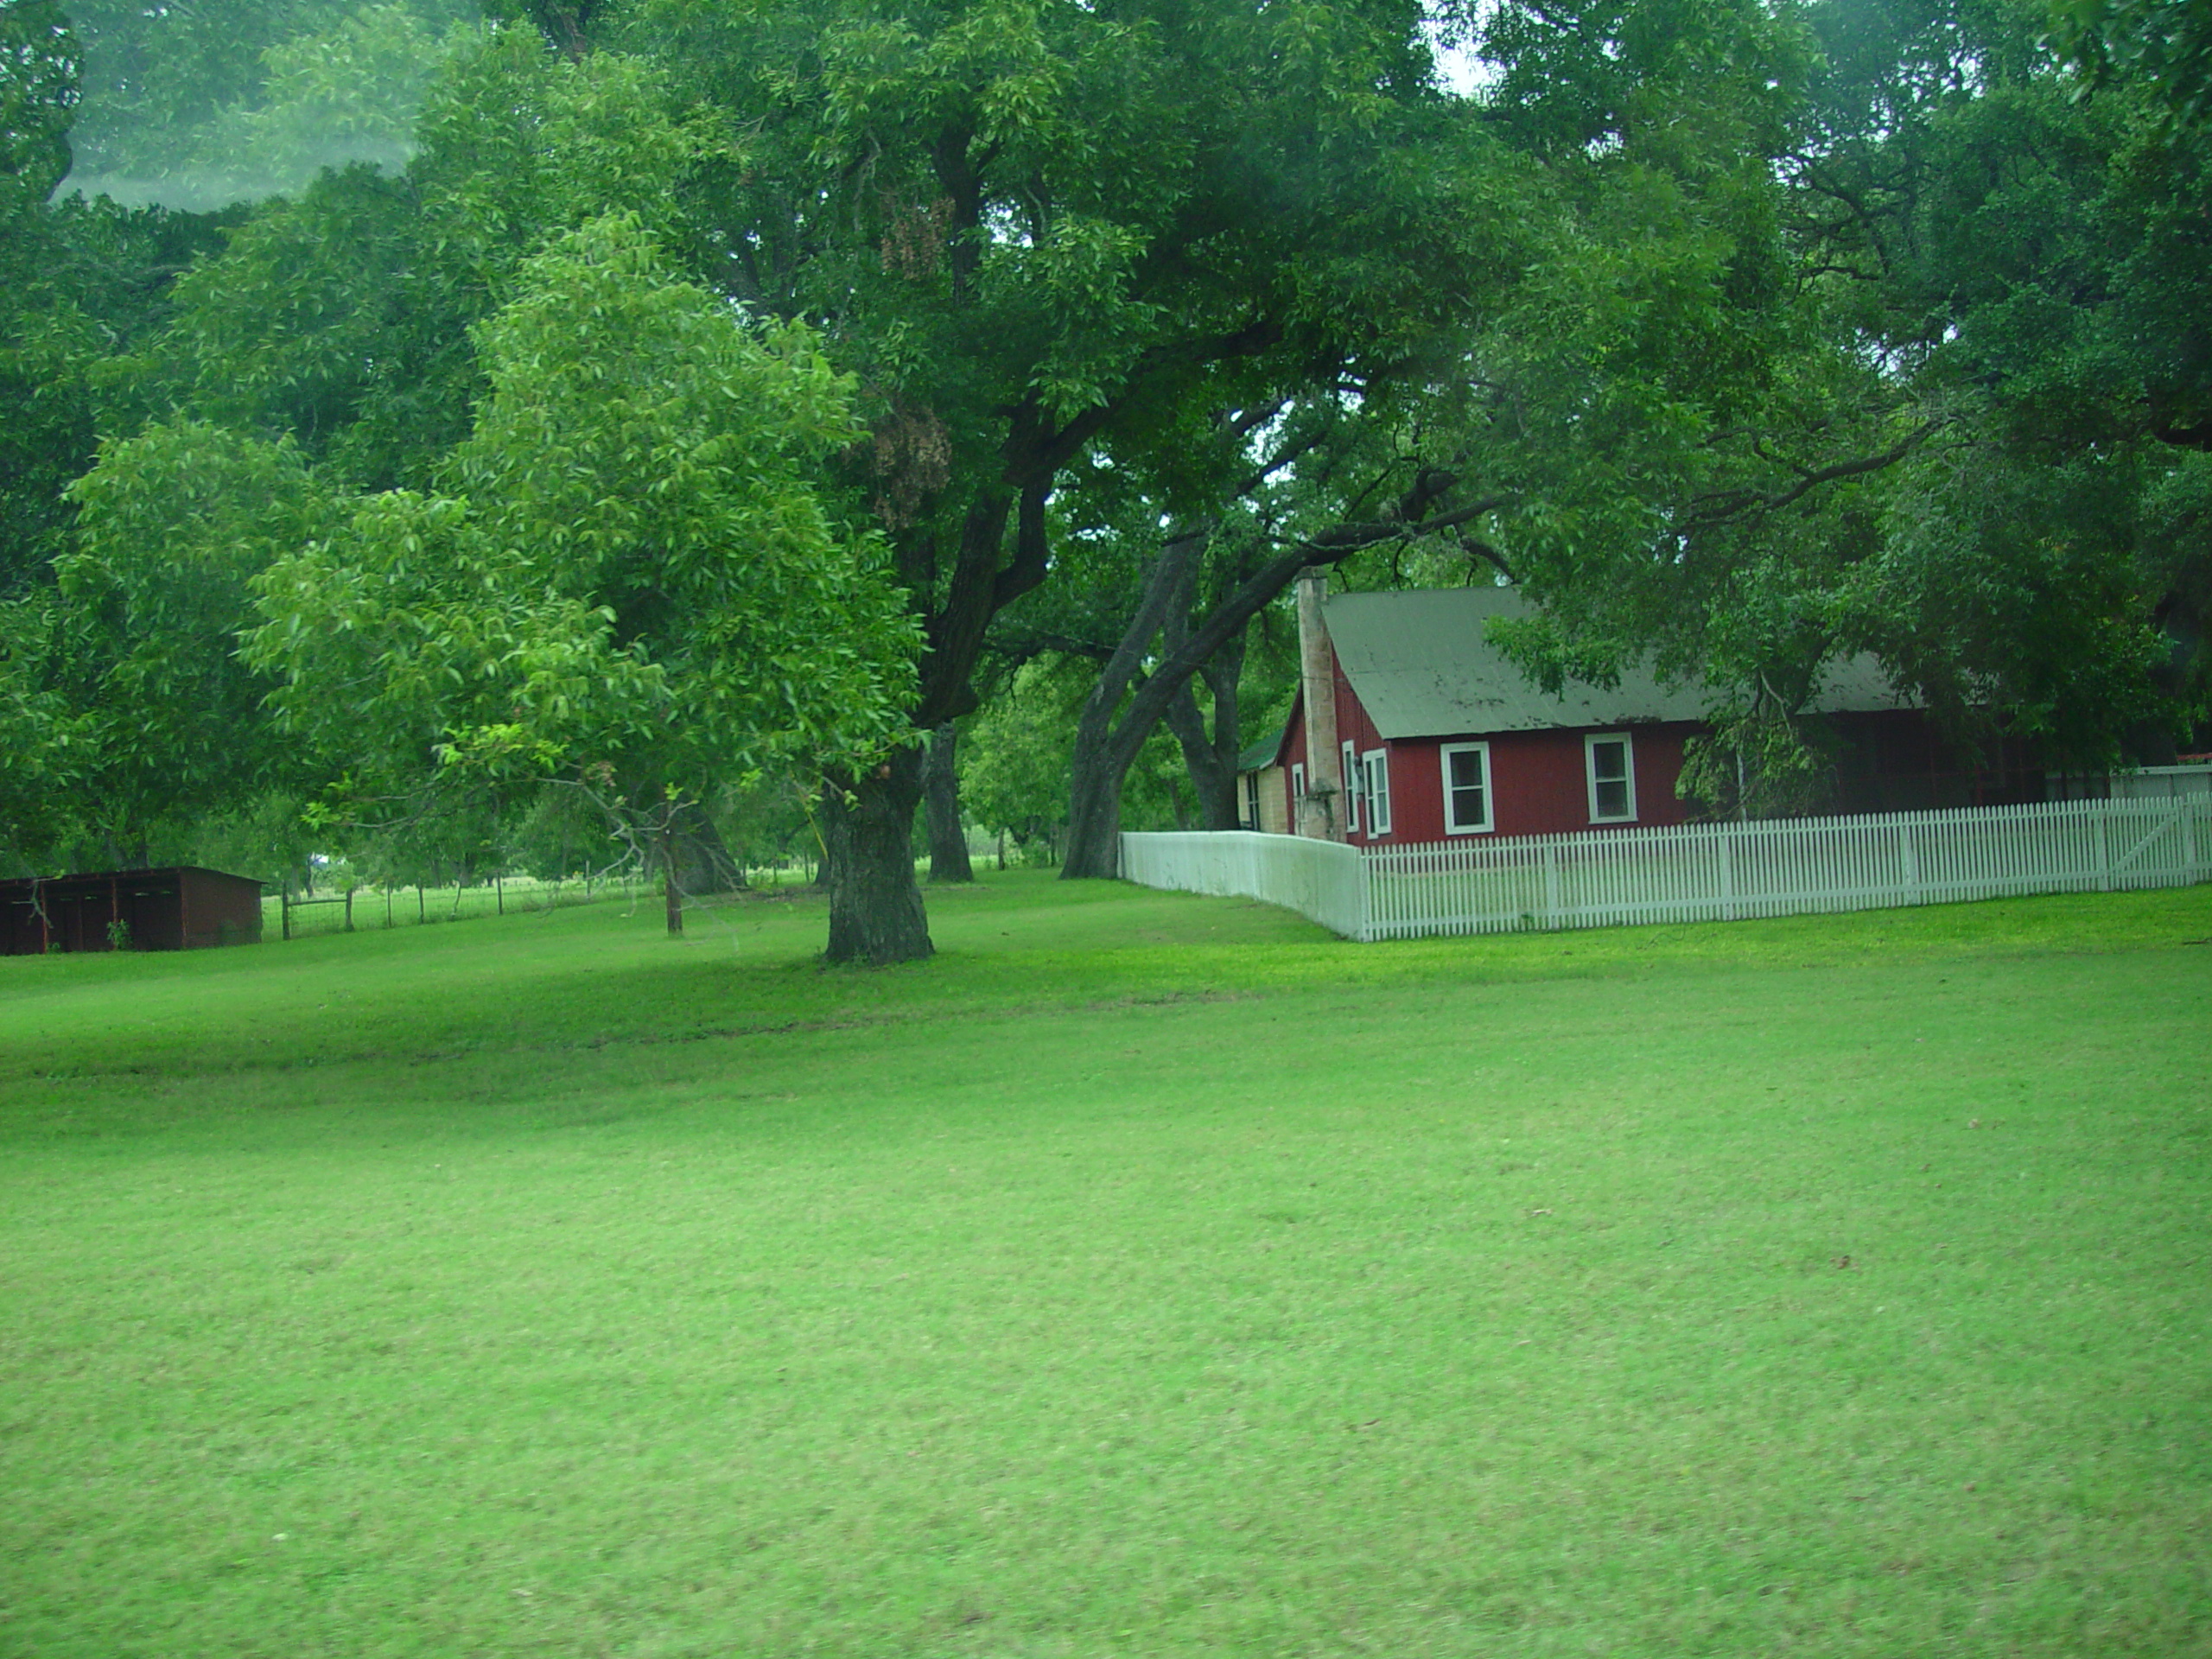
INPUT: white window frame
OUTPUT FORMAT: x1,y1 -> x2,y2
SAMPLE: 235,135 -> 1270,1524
1341,741 -> 1363,835
1440,741 -> 1493,835
1363,749 -> 1391,836
1585,732 -> 1637,823
1291,762 -> 1306,800
1243,771 -> 1262,830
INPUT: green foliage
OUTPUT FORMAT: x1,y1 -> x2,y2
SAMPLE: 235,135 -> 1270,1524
960,652 -> 1207,852
2053,0 -> 2212,135
959,659 -> 1082,853
175,790 -> 321,888
110,163 -> 435,471
1465,0 -> 2209,772
249,213 -> 919,803
628,0 -> 1535,641
0,189 -> 238,599
0,0 -> 77,200
3,420 -> 332,863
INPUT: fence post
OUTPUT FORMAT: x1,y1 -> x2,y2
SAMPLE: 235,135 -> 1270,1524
344,887 -> 354,932
1542,843 -> 1561,928
281,884 -> 290,941
1899,823 -> 1919,905
1719,829 -> 1735,921
2095,803 -> 2113,892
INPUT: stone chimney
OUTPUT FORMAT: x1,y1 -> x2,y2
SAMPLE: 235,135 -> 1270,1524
1295,567 -> 1344,840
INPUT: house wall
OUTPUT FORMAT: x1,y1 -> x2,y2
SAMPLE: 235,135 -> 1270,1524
1253,766 -> 1291,835
1355,725 -> 1701,844
1270,653 -> 1707,844
1264,640 -> 2048,846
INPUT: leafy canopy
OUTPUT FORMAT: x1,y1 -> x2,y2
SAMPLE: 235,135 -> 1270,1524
247,213 -> 919,799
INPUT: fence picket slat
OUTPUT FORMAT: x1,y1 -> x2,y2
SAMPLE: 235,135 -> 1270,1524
1121,795 -> 2211,942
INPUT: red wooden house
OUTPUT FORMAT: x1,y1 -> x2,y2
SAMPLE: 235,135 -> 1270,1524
1244,582 -> 2045,847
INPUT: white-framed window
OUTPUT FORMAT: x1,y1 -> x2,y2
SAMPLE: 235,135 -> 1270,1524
1440,741 -> 1492,835
1585,732 -> 1637,823
1342,741 -> 1363,834
1363,749 -> 1391,836
1242,772 -> 1261,830
1291,761 -> 1306,800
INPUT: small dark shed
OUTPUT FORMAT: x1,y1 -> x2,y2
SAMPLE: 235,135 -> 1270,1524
0,867 -> 265,955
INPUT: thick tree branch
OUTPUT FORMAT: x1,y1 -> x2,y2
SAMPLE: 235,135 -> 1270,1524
1685,420 -> 1944,528
985,627 -> 1118,665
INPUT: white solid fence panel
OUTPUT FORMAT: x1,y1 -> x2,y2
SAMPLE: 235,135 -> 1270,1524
1117,830 -> 1368,938
1121,796 -> 2212,942
2106,763 -> 2212,800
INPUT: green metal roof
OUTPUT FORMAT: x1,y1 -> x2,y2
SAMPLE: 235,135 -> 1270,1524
1236,727 -> 1287,772
1321,588 -> 1915,741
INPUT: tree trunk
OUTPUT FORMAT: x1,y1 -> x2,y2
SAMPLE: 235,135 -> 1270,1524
819,490 -> 1031,955
922,722 -> 974,883
1165,667 -> 1244,831
1163,584 -> 1248,832
1060,495 -> 1512,876
1064,747 -> 1137,878
663,818 -> 683,936
672,802 -> 747,894
1061,528 -> 1211,879
822,746 -> 932,963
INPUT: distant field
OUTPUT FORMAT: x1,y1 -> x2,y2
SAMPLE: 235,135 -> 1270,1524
3,874 -> 2209,1656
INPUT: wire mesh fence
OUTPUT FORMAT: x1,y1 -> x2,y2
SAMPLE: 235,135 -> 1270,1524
266,873 -> 645,939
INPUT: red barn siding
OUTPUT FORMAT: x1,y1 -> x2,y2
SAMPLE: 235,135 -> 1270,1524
1632,728 -> 1694,823
1271,644 -> 1709,844
1356,725 -> 1700,844
0,867 -> 264,955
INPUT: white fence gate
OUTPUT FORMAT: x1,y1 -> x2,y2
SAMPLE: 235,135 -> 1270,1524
1121,795 -> 2212,943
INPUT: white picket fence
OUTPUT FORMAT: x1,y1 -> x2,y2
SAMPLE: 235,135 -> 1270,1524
1121,795 -> 2212,943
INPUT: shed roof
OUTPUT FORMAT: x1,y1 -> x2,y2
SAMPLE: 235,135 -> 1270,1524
1322,588 -> 1915,741
1236,728 -> 1287,773
0,865 -> 266,902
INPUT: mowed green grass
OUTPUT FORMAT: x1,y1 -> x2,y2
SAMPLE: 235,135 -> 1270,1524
3,875 -> 2209,1657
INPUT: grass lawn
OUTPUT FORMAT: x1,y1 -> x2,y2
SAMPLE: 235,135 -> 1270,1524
3,873 -> 2209,1656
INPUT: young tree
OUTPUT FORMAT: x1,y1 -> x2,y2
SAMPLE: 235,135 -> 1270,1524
246,213 -> 919,881
5,420 -> 333,867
